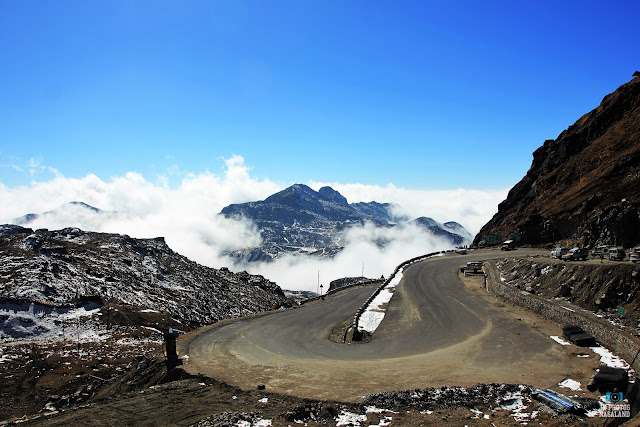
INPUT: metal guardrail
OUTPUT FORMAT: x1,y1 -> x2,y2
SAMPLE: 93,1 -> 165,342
299,278 -> 382,306
345,250 -> 453,341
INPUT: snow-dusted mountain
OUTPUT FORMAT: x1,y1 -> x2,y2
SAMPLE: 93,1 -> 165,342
220,184 -> 471,262
11,201 -> 126,231
0,225 -> 288,328
221,184 -> 400,226
9,186 -> 473,266
411,217 -> 472,245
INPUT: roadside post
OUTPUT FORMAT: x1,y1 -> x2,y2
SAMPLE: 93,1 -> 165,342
163,328 -> 182,370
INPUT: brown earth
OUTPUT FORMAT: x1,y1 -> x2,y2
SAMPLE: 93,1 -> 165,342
0,303 -> 179,423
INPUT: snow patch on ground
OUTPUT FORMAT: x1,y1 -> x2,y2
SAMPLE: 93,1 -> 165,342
364,406 -> 398,414
1,301 -> 102,340
589,346 -> 631,370
357,272 -> 403,333
550,335 -> 571,345
540,265 -> 552,275
470,408 -> 490,419
237,419 -> 271,427
335,410 -> 367,426
558,379 -> 582,391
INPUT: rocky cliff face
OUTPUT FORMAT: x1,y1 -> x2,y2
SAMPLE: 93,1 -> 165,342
474,74 -> 640,248
0,225 -> 287,327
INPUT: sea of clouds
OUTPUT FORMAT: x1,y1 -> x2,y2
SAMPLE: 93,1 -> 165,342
0,156 -> 507,291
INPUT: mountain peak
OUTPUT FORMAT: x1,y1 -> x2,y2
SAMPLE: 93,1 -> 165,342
65,201 -> 101,212
263,184 -> 320,206
13,201 -> 103,225
318,186 -> 348,205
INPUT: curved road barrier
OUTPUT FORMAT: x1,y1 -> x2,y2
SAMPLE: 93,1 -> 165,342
347,250 -> 451,342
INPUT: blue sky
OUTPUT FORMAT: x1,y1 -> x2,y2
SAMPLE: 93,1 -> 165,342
1,1 -> 638,190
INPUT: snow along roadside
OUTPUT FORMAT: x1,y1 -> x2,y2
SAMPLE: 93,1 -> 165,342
357,271 -> 404,334
354,250 -> 449,335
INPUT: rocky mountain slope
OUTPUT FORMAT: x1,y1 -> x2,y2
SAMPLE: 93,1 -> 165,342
0,224 -> 287,331
494,256 -> 640,334
474,74 -> 640,248
221,184 -> 471,261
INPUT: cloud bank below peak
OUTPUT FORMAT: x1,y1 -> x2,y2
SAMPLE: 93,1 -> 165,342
0,156 -> 507,290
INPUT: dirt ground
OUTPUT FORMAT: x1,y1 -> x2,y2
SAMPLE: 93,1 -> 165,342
459,271 -> 616,401
8,366 -> 609,427
1,260 -> 636,426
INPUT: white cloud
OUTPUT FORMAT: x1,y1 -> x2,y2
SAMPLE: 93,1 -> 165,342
27,157 -> 63,179
246,222 -> 459,291
0,156 -> 506,291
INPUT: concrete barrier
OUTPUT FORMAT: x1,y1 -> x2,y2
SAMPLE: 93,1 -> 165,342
300,278 -> 382,306
347,250 -> 453,342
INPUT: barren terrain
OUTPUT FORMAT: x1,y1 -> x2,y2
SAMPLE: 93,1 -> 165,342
3,250 -> 635,426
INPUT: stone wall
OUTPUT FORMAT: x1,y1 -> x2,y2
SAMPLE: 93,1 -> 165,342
485,261 -> 640,371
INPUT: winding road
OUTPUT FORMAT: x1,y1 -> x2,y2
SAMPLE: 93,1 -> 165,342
182,249 -> 578,401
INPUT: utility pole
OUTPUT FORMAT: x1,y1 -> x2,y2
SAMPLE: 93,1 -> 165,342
361,262 -> 364,278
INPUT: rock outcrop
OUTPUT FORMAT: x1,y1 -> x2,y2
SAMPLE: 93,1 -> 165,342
0,225 -> 287,328
474,74 -> 640,248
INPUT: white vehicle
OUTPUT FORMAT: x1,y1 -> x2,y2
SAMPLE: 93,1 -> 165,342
460,261 -> 483,273
550,247 -> 569,259
454,247 -> 468,254
630,248 -> 640,263
609,247 -> 626,261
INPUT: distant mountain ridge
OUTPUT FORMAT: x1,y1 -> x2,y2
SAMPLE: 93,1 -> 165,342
10,186 -> 473,264
13,201 -> 104,225
474,74 -> 640,248
412,217 -> 473,243
221,184 -> 400,226
221,184 -> 471,261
